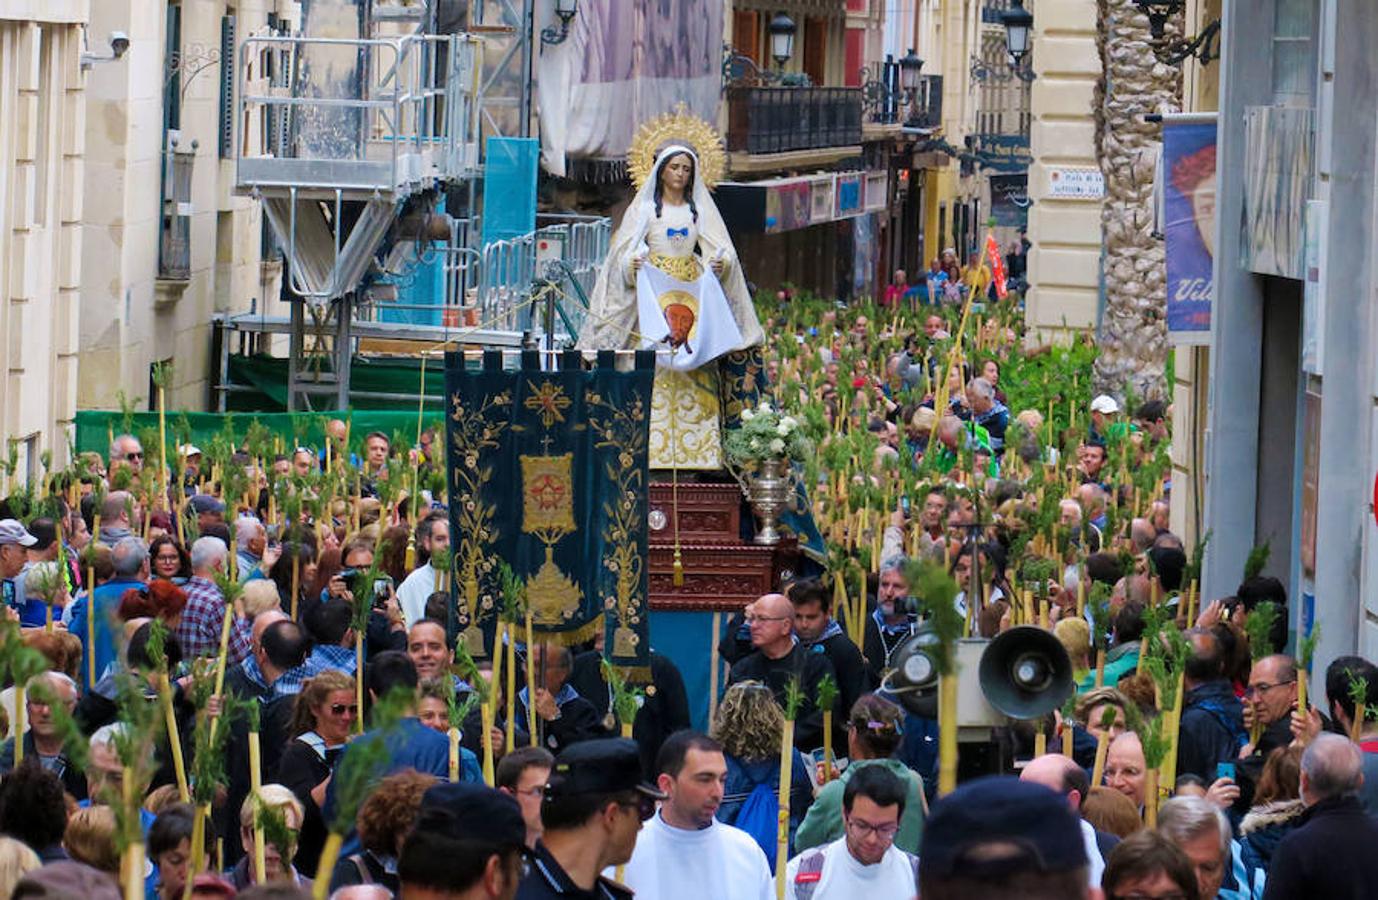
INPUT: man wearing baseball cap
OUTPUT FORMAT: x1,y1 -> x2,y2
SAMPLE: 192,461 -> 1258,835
918,776 -> 1091,899
399,782 -> 530,900
0,518 -> 37,619
517,738 -> 665,900
1090,394 -> 1137,444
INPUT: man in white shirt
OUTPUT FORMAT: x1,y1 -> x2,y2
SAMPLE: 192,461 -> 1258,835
615,731 -> 773,900
397,512 -> 450,626
1020,752 -> 1115,888
785,765 -> 918,899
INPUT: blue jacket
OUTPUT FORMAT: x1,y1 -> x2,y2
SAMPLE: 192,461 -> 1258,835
324,717 -> 479,855
68,576 -> 146,691
1177,680 -> 1248,782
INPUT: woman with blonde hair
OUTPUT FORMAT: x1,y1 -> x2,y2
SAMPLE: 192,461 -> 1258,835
710,681 -> 813,864
1082,785 -> 1144,839
230,784 -> 308,889
277,670 -> 357,875
0,836 -> 40,897
63,805 -> 120,874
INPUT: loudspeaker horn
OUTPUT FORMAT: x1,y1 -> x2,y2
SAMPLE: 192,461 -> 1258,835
977,625 -> 1074,720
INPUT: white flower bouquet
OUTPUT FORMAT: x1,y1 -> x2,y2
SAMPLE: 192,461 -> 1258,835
723,400 -> 812,467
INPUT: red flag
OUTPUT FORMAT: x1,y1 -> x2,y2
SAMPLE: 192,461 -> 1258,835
985,233 -> 1008,300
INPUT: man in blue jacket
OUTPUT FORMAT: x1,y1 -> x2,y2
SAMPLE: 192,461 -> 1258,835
324,651 -> 480,854
1177,629 -> 1248,782
67,536 -> 149,689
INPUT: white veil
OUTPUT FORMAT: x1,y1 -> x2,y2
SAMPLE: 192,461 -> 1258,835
578,146 -> 764,352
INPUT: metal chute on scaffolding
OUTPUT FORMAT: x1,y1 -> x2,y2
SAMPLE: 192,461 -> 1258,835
222,0 -> 608,411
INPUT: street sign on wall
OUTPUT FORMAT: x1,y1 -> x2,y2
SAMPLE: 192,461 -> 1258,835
1047,167 -> 1105,199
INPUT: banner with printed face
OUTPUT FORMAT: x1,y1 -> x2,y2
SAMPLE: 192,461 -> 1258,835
636,264 -> 744,371
1164,117 -> 1218,343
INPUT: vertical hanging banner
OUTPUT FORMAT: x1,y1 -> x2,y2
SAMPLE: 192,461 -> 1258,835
1163,114 -> 1218,344
444,350 -> 657,677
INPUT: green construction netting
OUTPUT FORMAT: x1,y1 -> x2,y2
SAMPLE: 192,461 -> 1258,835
75,354 -> 452,455
223,354 -> 446,411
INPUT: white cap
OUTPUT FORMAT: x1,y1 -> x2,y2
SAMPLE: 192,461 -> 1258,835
1090,395 -> 1119,415
179,444 -> 202,457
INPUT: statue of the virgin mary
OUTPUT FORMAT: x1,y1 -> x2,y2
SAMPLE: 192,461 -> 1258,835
579,107 -> 764,470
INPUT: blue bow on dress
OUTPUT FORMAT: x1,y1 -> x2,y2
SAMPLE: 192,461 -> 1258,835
666,227 -> 690,238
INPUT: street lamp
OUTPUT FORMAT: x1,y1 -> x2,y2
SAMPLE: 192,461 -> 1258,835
769,12 -> 797,69
1131,0 -> 1222,66
1002,0 -> 1034,66
1133,0 -> 1179,40
898,48 -> 924,91
540,0 -> 579,46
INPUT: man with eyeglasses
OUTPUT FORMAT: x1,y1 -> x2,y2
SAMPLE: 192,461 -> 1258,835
497,747 -> 555,849
785,766 -> 916,899
1235,654 -> 1300,809
616,731 -> 771,900
517,738 -> 663,900
725,593 -> 837,752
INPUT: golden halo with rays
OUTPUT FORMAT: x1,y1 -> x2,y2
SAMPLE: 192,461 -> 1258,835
627,103 -> 726,191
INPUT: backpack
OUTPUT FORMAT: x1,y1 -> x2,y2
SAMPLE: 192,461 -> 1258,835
734,781 -> 781,867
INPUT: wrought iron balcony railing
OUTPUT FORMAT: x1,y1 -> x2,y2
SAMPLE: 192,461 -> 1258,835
725,86 -> 863,155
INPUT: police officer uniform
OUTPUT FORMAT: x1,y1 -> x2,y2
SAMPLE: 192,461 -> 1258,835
516,738 -> 664,900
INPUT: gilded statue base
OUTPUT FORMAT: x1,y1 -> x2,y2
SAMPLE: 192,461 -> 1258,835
649,368 -> 722,470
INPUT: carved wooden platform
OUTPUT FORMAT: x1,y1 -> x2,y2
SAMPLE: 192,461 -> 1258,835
647,481 -> 743,544
646,480 -> 798,611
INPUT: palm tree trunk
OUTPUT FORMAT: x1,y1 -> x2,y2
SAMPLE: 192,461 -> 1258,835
1092,0 -> 1183,401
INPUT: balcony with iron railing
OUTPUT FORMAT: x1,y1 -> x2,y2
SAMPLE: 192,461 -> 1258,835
725,86 -> 863,155
862,71 -> 944,131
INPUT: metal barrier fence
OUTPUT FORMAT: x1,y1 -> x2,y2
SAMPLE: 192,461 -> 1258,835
441,214 -> 610,342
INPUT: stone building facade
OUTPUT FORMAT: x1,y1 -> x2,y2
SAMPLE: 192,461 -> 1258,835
0,0 -> 87,473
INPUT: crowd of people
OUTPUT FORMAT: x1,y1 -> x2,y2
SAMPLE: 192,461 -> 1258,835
0,289 -> 1373,900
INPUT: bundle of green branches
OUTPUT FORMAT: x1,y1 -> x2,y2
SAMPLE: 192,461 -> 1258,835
1243,541 -> 1272,582
1245,602 -> 1281,661
601,657 -> 643,734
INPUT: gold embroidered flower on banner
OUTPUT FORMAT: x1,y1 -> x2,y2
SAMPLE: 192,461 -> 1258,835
524,380 -> 572,427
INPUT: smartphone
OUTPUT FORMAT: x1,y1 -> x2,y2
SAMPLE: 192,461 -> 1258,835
900,496 -> 912,518
374,575 -> 396,607
1216,762 -> 1236,782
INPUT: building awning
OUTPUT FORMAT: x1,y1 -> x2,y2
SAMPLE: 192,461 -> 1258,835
717,169 -> 888,235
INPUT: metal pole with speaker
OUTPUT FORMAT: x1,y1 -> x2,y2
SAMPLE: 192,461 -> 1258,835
883,625 -> 1074,776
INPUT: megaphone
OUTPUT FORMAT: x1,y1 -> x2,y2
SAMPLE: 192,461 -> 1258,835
978,626 -> 1075,720
882,626 -> 1073,726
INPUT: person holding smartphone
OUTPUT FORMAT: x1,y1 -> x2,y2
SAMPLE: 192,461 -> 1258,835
324,538 -> 407,658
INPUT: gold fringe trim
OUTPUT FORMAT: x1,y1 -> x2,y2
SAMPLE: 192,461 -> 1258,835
528,614 -> 604,648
